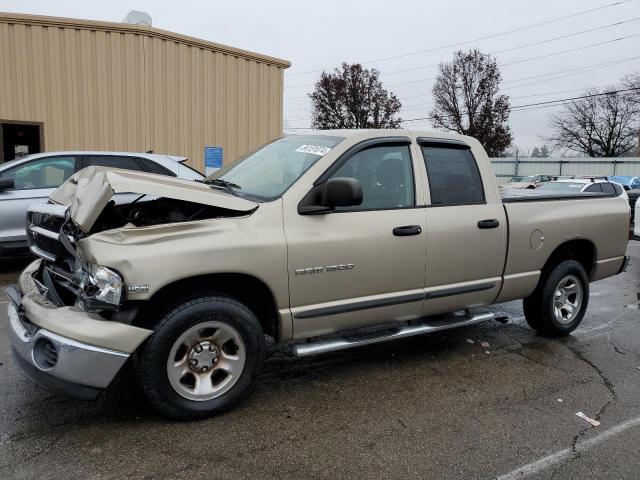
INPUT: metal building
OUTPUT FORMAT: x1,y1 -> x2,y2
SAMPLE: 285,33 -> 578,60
0,12 -> 290,171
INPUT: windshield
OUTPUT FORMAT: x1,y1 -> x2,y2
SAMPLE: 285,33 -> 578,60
510,175 -> 534,182
0,154 -> 38,171
537,182 -> 585,192
206,135 -> 344,200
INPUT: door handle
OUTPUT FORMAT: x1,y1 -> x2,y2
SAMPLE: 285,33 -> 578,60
477,219 -> 500,229
393,225 -> 422,236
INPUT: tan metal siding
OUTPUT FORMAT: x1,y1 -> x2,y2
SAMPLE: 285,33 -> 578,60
0,13 -> 289,171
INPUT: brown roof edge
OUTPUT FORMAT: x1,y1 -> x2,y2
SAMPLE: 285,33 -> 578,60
0,11 -> 291,68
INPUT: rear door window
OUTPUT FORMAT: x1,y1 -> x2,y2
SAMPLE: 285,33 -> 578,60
83,155 -> 143,172
420,144 -> 484,206
600,182 -> 616,195
584,184 -> 602,193
136,158 -> 176,176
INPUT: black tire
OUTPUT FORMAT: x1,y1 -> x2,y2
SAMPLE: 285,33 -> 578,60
523,259 -> 589,337
133,295 -> 265,420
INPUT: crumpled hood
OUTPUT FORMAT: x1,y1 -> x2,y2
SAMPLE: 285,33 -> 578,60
49,166 -> 258,232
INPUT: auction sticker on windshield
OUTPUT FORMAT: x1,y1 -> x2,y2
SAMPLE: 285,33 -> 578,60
295,145 -> 332,156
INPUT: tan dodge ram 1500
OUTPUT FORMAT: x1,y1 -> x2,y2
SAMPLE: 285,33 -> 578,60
5,130 -> 631,419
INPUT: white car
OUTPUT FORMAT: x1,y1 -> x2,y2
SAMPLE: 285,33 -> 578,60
635,196 -> 640,239
0,151 -> 203,256
536,177 -> 625,195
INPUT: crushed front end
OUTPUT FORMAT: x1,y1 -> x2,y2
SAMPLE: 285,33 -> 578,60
4,203 -> 152,399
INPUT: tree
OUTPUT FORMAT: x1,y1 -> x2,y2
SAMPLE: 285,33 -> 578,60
622,73 -> 640,104
622,73 -> 640,155
430,49 -> 512,156
546,87 -> 640,157
530,145 -> 551,157
539,145 -> 551,158
310,63 -> 402,129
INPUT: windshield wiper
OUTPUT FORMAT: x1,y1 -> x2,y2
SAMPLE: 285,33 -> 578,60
203,178 -> 242,195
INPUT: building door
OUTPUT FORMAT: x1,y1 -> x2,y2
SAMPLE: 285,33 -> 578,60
1,123 -> 42,163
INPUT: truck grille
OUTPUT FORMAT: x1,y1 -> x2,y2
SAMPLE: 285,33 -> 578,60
26,204 -> 72,262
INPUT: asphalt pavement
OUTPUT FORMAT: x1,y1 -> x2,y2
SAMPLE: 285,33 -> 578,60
1,243 -> 639,479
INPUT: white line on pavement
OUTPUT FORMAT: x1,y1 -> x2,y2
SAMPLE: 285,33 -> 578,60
496,415 -> 640,480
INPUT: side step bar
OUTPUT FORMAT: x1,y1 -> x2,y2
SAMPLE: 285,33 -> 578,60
294,312 -> 496,357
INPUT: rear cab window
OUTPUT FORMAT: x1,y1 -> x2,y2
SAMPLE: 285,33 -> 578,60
419,141 -> 485,206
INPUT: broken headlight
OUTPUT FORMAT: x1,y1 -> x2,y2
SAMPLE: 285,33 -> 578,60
86,265 -> 123,306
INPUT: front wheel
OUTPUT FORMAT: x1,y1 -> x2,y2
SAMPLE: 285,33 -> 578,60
523,260 -> 589,337
134,295 -> 266,420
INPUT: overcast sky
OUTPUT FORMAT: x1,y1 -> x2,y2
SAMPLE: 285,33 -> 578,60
1,0 -> 639,153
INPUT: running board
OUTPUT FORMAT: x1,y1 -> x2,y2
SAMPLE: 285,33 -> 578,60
293,312 -> 496,357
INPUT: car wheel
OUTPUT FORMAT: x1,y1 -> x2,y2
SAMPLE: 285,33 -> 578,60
134,295 -> 265,420
523,260 -> 589,337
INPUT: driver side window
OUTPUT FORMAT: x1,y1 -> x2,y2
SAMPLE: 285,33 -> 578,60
328,144 -> 415,211
0,156 -> 77,190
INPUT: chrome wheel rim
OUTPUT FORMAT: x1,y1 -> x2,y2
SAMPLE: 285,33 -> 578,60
167,321 -> 246,401
553,275 -> 583,325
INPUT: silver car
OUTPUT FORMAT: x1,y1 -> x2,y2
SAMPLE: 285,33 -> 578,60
0,151 -> 203,256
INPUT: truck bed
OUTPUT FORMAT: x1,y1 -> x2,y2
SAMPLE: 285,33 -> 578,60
501,189 -> 614,203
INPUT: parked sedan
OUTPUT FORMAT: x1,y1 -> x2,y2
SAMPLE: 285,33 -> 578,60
500,174 -> 553,189
0,151 -> 203,256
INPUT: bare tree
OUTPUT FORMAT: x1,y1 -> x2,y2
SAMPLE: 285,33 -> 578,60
430,49 -> 512,156
622,73 -> 640,155
310,63 -> 402,129
622,73 -> 640,103
530,145 -> 552,157
546,87 -> 640,157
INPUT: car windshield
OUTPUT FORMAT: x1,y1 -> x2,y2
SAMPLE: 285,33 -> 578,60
511,175 -> 535,182
537,182 -> 585,192
0,154 -> 38,171
205,135 -> 344,200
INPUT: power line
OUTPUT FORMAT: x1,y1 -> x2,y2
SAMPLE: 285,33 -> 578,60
397,87 -> 640,123
286,87 -> 640,128
285,55 -> 640,100
285,0 -> 633,76
510,86 -> 640,109
285,16 -> 640,86
384,33 -> 640,88
502,32 -> 640,66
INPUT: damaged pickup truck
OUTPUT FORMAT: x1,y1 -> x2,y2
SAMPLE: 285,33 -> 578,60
5,130 -> 631,419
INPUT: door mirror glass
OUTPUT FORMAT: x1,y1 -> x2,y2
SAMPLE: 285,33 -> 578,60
298,177 -> 363,215
0,177 -> 15,190
321,177 -> 363,208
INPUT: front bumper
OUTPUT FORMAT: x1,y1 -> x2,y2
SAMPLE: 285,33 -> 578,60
6,289 -> 130,400
5,260 -> 152,400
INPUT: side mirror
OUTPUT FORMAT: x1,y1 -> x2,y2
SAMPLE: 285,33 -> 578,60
0,178 -> 15,191
298,177 -> 363,214
321,177 -> 363,208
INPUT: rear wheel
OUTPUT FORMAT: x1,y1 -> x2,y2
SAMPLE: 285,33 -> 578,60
134,295 -> 265,420
523,260 -> 589,337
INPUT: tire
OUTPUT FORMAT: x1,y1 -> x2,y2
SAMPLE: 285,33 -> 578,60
134,295 -> 266,420
523,259 -> 589,337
